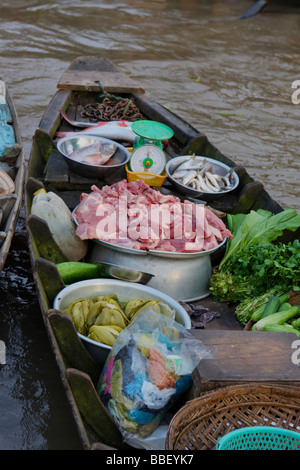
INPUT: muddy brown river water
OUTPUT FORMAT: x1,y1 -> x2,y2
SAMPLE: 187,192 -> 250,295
0,0 -> 299,449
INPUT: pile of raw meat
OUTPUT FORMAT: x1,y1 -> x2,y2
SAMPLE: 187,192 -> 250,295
73,180 -> 232,253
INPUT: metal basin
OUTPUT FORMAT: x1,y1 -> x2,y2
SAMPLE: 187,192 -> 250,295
96,261 -> 154,284
89,238 -> 226,302
53,279 -> 191,365
57,134 -> 130,178
166,156 -> 239,201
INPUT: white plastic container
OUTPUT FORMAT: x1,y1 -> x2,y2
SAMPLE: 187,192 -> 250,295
31,190 -> 87,261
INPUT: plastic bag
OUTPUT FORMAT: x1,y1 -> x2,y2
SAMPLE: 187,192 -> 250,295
97,307 -> 213,443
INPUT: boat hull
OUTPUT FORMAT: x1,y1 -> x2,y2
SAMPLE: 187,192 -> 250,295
24,57 -> 299,450
0,80 -> 25,273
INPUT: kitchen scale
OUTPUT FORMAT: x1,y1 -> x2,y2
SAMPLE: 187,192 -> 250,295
129,120 -> 174,175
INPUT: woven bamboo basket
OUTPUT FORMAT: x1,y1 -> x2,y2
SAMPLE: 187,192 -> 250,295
165,384 -> 300,450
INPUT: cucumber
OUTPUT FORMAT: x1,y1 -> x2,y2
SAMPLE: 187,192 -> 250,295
253,306 -> 300,331
278,302 -> 291,312
250,293 -> 290,323
251,304 -> 267,323
260,296 -> 281,320
279,293 -> 291,304
56,261 -> 106,284
291,317 -> 300,329
262,323 -> 300,336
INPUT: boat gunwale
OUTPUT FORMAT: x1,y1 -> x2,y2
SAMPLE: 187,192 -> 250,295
0,79 -> 26,273
24,56 -> 300,450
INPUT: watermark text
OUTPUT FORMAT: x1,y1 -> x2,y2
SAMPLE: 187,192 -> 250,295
291,338 -> 300,366
94,196 -> 206,243
291,80 -> 300,104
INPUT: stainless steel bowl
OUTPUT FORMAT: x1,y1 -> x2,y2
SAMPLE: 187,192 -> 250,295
53,279 -> 191,365
94,237 -> 226,259
166,156 -> 239,201
57,134 -> 131,178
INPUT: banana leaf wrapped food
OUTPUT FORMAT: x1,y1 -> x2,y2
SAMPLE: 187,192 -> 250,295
61,298 -> 94,335
86,300 -> 128,329
61,293 -> 176,348
88,325 -> 123,347
124,299 -> 175,322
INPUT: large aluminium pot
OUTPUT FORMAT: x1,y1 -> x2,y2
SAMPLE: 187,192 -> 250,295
89,238 -> 226,302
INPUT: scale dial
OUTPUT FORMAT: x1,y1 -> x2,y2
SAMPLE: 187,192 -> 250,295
130,144 -> 166,175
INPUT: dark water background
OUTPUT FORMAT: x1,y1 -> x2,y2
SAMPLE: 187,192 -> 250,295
0,0 -> 299,449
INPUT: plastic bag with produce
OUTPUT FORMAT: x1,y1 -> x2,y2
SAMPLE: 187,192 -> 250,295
97,307 -> 213,445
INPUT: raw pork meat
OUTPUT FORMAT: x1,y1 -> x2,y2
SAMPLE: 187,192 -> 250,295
73,180 -> 232,253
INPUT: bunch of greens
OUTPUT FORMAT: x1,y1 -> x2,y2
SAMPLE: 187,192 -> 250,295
210,208 -> 300,303
210,240 -> 299,303
220,208 -> 300,269
235,288 -> 288,326
226,240 -> 300,288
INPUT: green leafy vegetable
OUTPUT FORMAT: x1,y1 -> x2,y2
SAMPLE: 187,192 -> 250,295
210,240 -> 300,304
220,209 -> 300,269
209,208 -> 300,320
235,289 -> 289,326
209,270 -> 255,303
225,240 -> 300,291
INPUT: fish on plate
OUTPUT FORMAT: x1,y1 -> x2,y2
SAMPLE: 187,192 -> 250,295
68,142 -> 117,166
171,155 -> 235,193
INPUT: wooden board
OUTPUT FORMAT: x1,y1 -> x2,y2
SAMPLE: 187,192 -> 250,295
57,70 -> 145,94
191,296 -> 243,331
188,329 -> 300,397
27,214 -> 67,265
64,368 -> 129,450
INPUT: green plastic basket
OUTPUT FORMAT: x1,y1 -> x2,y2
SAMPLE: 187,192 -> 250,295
216,426 -> 300,450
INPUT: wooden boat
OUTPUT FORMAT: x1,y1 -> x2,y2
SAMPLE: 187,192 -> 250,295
24,57 -> 300,450
0,79 -> 25,273
240,0 -> 300,19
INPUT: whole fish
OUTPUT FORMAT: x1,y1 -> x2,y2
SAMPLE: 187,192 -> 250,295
68,142 -> 117,166
171,156 -> 235,193
56,110 -> 137,143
